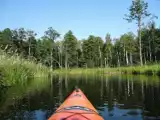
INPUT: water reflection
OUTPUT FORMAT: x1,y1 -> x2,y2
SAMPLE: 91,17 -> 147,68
0,75 -> 160,120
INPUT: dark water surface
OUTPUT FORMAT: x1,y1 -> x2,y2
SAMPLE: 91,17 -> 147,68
0,75 -> 160,120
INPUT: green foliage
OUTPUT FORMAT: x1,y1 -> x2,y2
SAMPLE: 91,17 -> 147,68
103,33 -> 113,67
44,27 -> 60,41
125,0 -> 150,23
63,30 -> 78,67
0,50 -> 49,86
82,35 -> 103,67
125,0 -> 151,66
0,24 -> 160,70
141,21 -> 160,62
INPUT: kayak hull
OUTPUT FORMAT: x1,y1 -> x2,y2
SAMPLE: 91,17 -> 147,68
48,89 -> 104,120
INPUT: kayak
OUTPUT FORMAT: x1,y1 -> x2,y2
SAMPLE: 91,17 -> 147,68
48,88 -> 104,120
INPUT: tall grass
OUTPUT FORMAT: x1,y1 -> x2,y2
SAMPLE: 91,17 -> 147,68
54,65 -> 160,76
0,50 -> 50,86
53,68 -> 105,75
118,65 -> 160,76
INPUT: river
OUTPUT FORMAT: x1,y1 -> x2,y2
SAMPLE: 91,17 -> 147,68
0,74 -> 160,120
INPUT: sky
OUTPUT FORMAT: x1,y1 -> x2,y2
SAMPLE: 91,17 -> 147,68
0,0 -> 160,40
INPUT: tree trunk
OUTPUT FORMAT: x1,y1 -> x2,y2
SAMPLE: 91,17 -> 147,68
109,49 -> 112,66
61,51 -> 62,69
59,52 -> 62,69
117,52 -> 120,67
105,58 -> 107,68
123,44 -> 125,58
106,55 -> 108,67
126,51 -> 129,66
56,50 -> 62,69
28,42 -> 31,57
146,51 -> 148,62
149,39 -> 152,62
50,50 -> 53,71
138,19 -> 143,66
123,44 -> 126,65
65,51 -> 68,70
119,52 -> 121,67
77,52 -> 78,68
99,46 -> 102,68
152,29 -> 157,63
130,52 -> 133,66
144,52 -> 146,65
155,55 -> 157,63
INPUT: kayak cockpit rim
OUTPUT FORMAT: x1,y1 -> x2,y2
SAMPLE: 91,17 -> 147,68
55,106 -> 99,114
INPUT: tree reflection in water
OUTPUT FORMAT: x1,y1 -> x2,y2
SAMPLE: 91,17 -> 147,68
0,75 -> 160,120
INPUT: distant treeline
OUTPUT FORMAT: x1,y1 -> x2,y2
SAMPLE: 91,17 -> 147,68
0,22 -> 160,69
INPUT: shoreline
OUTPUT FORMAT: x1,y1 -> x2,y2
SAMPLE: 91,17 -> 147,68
53,65 -> 160,76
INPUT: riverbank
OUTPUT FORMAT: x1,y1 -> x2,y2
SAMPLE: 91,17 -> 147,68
0,51 -> 50,86
119,65 -> 160,76
1,50 -> 160,87
54,65 -> 160,76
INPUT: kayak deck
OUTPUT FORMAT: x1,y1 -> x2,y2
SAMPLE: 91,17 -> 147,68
48,88 -> 104,120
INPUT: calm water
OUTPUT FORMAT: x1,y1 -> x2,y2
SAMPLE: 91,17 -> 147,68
0,75 -> 160,120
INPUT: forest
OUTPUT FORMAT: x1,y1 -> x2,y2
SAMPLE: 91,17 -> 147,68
0,22 -> 159,69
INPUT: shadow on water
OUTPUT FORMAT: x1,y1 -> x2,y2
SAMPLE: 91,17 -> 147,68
0,74 -> 160,120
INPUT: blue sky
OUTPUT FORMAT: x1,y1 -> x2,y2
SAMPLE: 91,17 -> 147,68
1,0 -> 160,40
